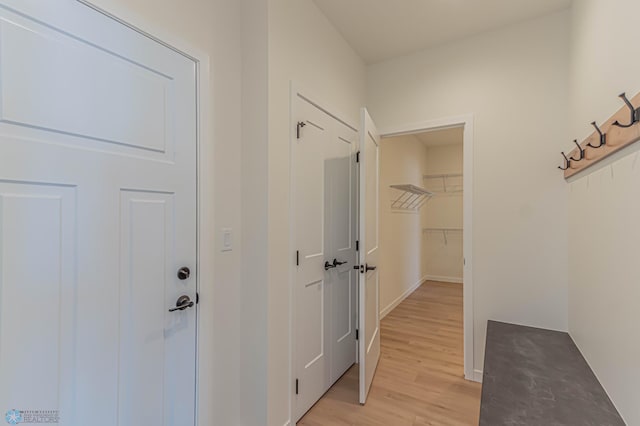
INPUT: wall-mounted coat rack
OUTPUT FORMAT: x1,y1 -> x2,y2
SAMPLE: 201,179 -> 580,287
389,184 -> 433,212
560,91 -> 640,178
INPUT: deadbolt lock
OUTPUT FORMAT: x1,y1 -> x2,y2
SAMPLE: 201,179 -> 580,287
177,267 -> 191,280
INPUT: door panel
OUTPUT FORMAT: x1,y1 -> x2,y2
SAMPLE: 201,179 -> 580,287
294,95 -> 357,421
0,182 -> 76,421
118,191 -> 175,426
299,279 -> 325,368
331,265 -> 356,382
0,2 -> 197,425
0,2 -> 184,162
359,108 -> 381,405
327,127 -> 357,384
332,273 -> 352,342
294,100 -> 329,420
0,17 -> 170,155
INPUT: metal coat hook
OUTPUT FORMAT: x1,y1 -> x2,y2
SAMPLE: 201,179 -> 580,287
612,93 -> 640,128
558,151 -> 571,171
569,140 -> 585,161
296,121 -> 307,139
587,121 -> 607,148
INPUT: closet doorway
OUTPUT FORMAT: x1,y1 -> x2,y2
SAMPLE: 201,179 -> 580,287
379,116 -> 475,381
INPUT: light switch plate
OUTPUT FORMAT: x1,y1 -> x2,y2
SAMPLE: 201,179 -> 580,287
221,228 -> 232,252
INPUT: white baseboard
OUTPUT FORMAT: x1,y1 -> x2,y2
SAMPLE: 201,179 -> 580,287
425,274 -> 463,284
473,369 -> 483,383
380,275 -> 427,319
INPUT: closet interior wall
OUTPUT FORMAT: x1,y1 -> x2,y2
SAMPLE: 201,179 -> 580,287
379,134 -> 430,317
423,142 -> 464,283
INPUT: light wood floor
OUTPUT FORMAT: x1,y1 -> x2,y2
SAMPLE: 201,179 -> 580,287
298,281 -> 481,426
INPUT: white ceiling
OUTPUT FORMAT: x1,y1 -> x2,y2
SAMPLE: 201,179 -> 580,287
312,0 -> 572,64
416,127 -> 463,147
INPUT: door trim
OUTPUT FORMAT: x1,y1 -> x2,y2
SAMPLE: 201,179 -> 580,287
380,114 -> 477,383
74,1 -> 213,422
288,82 -> 359,424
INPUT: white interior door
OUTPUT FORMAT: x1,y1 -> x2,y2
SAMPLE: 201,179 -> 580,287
293,93 -> 357,421
326,111 -> 358,385
358,108 -> 381,405
0,2 -> 198,425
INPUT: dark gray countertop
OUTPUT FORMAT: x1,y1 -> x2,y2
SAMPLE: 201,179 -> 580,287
480,321 -> 625,426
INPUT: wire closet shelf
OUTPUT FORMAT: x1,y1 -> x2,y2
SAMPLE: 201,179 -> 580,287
422,227 -> 463,245
422,173 -> 463,194
389,184 -> 433,212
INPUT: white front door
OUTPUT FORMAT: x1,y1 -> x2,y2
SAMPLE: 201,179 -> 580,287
0,2 -> 198,425
293,93 -> 357,421
358,108 -> 381,405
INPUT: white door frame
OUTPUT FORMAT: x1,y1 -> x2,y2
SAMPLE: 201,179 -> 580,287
74,1 -> 214,422
288,82 -> 359,423
380,114 -> 477,382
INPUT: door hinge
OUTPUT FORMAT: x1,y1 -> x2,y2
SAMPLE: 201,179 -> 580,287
296,250 -> 299,266
463,258 -> 466,266
196,292 -> 199,304
356,151 -> 360,163
356,240 -> 359,251
356,329 -> 359,340
296,121 -> 306,139
295,379 -> 299,395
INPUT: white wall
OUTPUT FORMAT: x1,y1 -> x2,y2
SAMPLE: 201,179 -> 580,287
424,144 -> 464,282
367,11 -> 571,374
85,0 -> 261,424
241,0 -> 269,424
379,135 -> 429,316
568,1 -> 640,424
267,1 -> 366,425
425,144 -> 464,176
